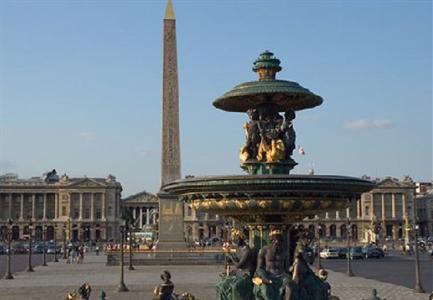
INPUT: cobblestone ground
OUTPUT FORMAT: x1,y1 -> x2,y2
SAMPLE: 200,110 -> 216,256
0,254 -> 429,300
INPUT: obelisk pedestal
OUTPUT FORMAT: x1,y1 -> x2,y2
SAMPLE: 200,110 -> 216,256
157,0 -> 186,251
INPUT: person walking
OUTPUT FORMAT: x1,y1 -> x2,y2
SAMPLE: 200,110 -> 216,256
67,246 -> 72,264
78,245 -> 84,264
70,246 -> 77,263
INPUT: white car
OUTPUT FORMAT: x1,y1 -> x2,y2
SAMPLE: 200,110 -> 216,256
319,248 -> 339,259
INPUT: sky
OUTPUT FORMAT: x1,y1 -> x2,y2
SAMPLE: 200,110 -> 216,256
0,0 -> 431,197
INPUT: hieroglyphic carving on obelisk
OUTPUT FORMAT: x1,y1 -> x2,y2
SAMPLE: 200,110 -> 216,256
161,0 -> 181,187
157,0 -> 186,250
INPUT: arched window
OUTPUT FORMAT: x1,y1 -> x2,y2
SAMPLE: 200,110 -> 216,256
340,224 -> 347,238
308,224 -> 315,235
351,224 -> 358,240
12,226 -> 20,240
329,224 -> 337,238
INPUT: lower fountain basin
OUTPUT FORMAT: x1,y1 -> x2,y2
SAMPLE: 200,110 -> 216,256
162,174 -> 374,223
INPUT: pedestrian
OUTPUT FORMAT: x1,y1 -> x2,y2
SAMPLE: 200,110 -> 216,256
67,247 -> 72,264
78,245 -> 84,264
71,246 -> 77,263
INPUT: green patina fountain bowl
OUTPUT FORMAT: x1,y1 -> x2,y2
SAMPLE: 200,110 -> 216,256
162,174 -> 374,224
213,50 -> 322,113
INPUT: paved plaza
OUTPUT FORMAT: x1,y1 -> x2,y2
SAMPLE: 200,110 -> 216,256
0,254 -> 430,300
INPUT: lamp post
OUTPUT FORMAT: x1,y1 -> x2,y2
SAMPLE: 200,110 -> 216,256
372,214 -> 381,247
27,221 -> 34,272
346,217 -> 354,277
63,223 -> 67,259
414,223 -> 425,293
128,225 -> 134,271
42,224 -> 47,267
117,219 -> 128,292
54,224 -> 59,262
315,216 -> 322,272
4,218 -> 14,279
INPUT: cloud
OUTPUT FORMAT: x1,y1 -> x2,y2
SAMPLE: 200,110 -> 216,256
78,132 -> 95,141
138,149 -> 157,157
344,119 -> 395,130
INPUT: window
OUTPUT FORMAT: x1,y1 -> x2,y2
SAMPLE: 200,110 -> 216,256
62,206 -> 67,216
73,209 -> 79,219
365,206 -> 369,217
84,208 -> 90,219
96,209 -> 102,219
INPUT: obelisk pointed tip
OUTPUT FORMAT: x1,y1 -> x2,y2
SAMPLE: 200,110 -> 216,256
164,0 -> 175,20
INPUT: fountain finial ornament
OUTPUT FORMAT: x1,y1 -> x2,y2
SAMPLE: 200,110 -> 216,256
253,50 -> 282,81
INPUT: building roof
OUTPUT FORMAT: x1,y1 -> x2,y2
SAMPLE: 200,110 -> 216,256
122,190 -> 158,204
0,171 -> 122,189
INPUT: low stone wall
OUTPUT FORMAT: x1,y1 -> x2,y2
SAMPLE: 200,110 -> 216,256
107,251 -> 226,265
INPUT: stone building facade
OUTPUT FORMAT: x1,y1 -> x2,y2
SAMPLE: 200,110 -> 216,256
301,176 -> 416,245
122,191 -> 158,230
0,171 -> 122,242
416,182 -> 433,237
184,203 -> 228,244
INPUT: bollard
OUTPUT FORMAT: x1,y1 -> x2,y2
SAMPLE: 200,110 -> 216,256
362,288 -> 386,300
99,290 -> 106,300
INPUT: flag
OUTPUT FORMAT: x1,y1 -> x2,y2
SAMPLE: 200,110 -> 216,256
298,146 -> 305,155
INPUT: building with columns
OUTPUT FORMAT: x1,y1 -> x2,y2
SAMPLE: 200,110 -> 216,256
0,171 -> 122,242
301,176 -> 416,245
416,182 -> 433,237
184,203 -> 228,244
122,191 -> 158,230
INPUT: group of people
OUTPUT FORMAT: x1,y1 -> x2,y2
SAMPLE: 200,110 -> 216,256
66,244 -> 85,264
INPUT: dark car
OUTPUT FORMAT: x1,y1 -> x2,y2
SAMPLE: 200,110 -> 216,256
13,244 -> 28,254
0,244 -> 5,255
349,247 -> 364,259
33,244 -> 44,254
337,247 -> 347,258
366,247 -> 385,258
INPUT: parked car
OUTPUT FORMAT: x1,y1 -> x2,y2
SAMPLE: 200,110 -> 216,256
349,247 -> 364,259
33,244 -> 44,254
319,248 -> 339,259
0,244 -> 5,255
337,247 -> 347,258
13,244 -> 28,254
366,247 -> 385,258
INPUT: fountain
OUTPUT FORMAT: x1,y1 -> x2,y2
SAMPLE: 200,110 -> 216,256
162,51 -> 374,299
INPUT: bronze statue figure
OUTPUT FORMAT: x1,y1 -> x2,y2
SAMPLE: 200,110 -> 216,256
153,270 -> 175,300
253,229 -> 292,300
281,111 -> 296,158
216,228 -> 256,300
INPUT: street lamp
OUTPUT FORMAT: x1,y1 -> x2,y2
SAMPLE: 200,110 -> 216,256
413,223 -> 425,293
27,221 -> 34,272
315,216 -> 322,272
63,223 -> 67,259
117,219 -> 128,292
42,224 -> 47,267
4,218 -> 14,279
372,214 -> 381,247
346,217 -> 354,277
128,225 -> 134,271
53,223 -> 59,263
391,226 -> 395,250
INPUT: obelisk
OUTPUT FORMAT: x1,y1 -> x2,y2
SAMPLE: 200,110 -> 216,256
157,0 -> 186,250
